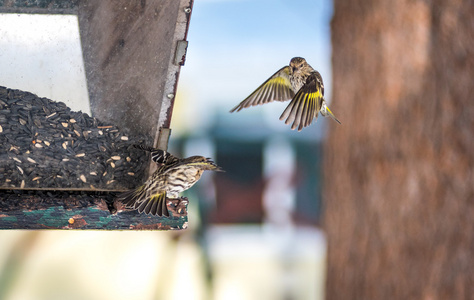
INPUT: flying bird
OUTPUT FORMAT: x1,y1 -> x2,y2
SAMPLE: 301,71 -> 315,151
117,145 -> 223,217
230,57 -> 341,131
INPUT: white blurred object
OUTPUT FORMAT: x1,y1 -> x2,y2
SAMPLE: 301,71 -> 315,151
207,225 -> 326,300
0,231 -> 208,300
0,13 -> 90,114
263,137 -> 296,227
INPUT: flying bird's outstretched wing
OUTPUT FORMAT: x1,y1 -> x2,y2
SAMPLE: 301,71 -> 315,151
230,66 -> 294,112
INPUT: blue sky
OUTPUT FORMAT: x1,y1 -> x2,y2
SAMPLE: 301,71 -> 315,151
174,0 -> 334,135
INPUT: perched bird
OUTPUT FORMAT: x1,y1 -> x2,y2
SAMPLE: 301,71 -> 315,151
117,145 -> 223,217
230,57 -> 341,131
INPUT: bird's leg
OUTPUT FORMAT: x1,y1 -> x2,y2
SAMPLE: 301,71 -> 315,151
168,197 -> 187,207
167,197 -> 189,217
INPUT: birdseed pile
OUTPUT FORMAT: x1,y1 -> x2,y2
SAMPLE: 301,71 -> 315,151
0,86 -> 150,190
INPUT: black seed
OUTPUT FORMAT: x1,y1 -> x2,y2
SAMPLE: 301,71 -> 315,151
0,86 -> 150,190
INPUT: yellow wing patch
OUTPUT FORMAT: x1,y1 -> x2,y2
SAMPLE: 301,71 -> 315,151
136,192 -> 168,216
280,87 -> 322,131
230,66 -> 294,112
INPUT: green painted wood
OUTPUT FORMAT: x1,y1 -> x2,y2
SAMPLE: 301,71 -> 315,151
0,191 -> 188,230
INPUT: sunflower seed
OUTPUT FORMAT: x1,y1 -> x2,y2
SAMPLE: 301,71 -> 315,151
79,174 -> 87,183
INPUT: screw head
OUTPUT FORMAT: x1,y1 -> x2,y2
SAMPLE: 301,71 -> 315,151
167,93 -> 175,99
184,7 -> 191,13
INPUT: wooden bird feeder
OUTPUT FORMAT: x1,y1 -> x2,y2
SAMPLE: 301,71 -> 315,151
0,0 -> 193,230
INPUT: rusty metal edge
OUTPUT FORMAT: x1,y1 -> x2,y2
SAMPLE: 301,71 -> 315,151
154,0 -> 194,141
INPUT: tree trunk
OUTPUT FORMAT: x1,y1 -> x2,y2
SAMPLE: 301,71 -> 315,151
324,0 -> 474,299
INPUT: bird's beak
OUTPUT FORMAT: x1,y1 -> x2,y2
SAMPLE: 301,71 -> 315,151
327,108 -> 341,124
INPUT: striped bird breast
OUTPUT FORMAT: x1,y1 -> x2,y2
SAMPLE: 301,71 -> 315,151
165,166 -> 204,197
289,73 -> 306,93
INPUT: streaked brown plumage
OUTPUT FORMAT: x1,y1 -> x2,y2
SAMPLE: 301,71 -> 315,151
117,145 -> 223,217
230,57 -> 341,131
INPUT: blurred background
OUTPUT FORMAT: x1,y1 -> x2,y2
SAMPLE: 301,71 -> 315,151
0,0 -> 331,299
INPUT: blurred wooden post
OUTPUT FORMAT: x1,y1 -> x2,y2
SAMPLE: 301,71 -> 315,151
324,0 -> 474,298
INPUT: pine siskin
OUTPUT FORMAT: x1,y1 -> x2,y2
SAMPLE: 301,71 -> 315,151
117,145 -> 223,217
230,57 -> 341,131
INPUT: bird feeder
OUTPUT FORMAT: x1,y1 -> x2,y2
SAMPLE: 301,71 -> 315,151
0,0 -> 193,230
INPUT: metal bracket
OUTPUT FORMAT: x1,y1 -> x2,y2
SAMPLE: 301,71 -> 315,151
157,127 -> 172,151
174,40 -> 188,66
